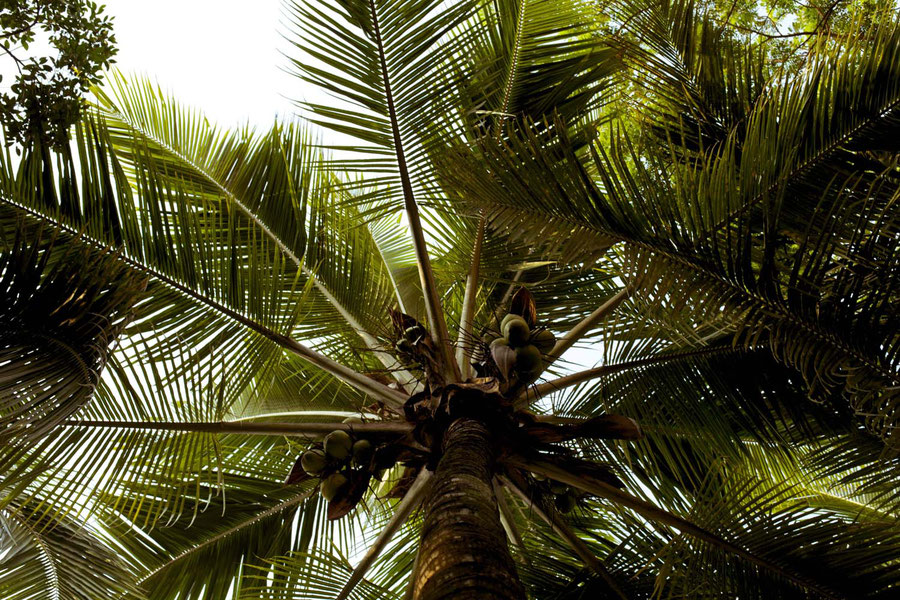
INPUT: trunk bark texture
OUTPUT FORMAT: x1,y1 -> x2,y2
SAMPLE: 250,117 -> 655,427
412,418 -> 525,600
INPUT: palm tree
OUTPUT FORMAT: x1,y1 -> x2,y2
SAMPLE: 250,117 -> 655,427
1,0 -> 899,598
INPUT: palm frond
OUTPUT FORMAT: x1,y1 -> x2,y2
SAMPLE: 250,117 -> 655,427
93,76 -> 412,374
438,73 -> 900,443
99,477 -> 319,600
0,214 -> 144,443
285,0 -> 481,376
0,494 -> 141,599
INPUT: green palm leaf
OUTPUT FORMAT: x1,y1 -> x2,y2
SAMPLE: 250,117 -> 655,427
0,494 -> 141,599
0,214 -> 144,442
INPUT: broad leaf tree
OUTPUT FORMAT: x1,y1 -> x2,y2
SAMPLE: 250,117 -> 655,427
1,1 -> 899,599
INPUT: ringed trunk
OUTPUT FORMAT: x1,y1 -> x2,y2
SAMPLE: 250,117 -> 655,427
412,418 -> 525,600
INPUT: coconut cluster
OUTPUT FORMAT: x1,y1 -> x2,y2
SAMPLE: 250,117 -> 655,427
534,474 -> 580,513
485,313 -> 556,384
299,417 -> 385,503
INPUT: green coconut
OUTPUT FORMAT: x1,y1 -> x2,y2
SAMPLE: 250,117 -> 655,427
500,313 -> 522,331
554,491 -> 577,513
352,439 -> 373,466
517,365 -> 543,385
300,449 -> 328,476
514,344 -> 544,384
502,316 -> 530,347
481,331 -> 498,345
320,473 -> 349,502
531,329 -> 556,353
514,344 -> 542,372
324,430 -> 353,460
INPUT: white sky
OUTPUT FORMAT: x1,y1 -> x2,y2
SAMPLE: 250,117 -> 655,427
102,0 -> 303,129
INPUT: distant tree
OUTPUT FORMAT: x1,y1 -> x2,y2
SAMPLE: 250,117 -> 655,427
0,0 -> 116,148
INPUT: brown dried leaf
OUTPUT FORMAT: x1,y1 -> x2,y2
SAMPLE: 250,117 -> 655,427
544,454 -> 624,489
492,344 -> 516,380
386,467 -> 420,498
284,455 -> 313,486
584,415 -> 642,440
327,469 -> 372,520
451,378 -> 501,395
389,308 -> 425,337
509,287 -> 537,327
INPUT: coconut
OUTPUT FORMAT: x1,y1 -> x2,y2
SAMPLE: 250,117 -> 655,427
300,449 -> 328,476
517,365 -> 543,385
514,344 -> 544,384
324,430 -> 353,460
351,439 -> 373,466
554,492 -> 577,513
342,416 -> 364,424
481,331 -> 498,345
514,344 -> 542,372
531,329 -> 556,353
502,316 -> 530,347
500,313 -> 522,331
320,473 -> 349,502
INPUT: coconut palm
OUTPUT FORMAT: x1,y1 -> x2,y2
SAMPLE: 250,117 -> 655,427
1,0 -> 899,598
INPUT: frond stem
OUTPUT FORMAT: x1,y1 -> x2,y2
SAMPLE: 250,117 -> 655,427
492,477 -> 529,560
492,200 -> 898,386
0,197 -> 407,409
366,0 -> 458,382
517,345 -> 738,406
8,510 -> 62,600
497,0 -> 527,124
95,94 -> 413,391
546,282 -> 638,363
500,476 -> 628,600
456,214 -> 485,378
62,420 -> 413,437
336,469 -> 432,600
135,489 -> 316,585
704,95 -> 900,237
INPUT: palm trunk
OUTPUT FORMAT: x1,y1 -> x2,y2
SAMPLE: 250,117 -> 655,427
412,418 -> 525,600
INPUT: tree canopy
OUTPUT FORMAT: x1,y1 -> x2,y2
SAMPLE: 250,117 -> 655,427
0,0 -> 899,598
0,0 -> 116,148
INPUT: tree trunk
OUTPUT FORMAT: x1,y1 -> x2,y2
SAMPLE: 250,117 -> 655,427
412,418 -> 525,600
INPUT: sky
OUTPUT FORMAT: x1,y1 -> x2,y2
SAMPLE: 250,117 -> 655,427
102,0 -> 303,129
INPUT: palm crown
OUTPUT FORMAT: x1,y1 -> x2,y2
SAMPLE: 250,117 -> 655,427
1,0 -> 899,598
